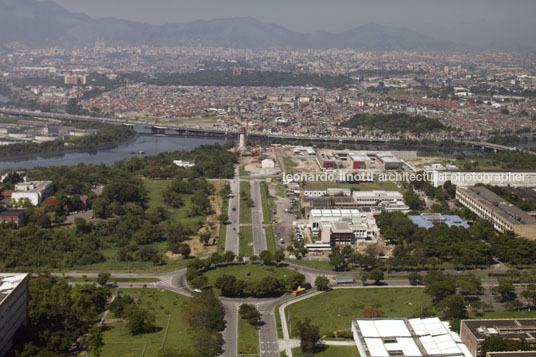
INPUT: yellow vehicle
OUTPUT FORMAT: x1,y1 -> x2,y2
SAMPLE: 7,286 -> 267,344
292,288 -> 306,297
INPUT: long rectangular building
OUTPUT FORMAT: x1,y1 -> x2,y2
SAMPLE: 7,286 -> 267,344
0,273 -> 29,356
456,186 -> 536,240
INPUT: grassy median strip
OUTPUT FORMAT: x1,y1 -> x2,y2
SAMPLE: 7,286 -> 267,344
238,316 -> 259,356
239,226 -> 254,257
218,196 -> 230,253
240,181 -> 253,224
65,277 -> 159,283
260,182 -> 276,254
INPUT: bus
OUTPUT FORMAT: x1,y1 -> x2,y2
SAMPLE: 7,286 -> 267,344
292,288 -> 306,297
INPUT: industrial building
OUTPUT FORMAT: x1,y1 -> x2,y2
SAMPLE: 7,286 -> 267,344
460,319 -> 536,357
309,209 -> 379,244
0,207 -> 25,226
353,191 -> 410,212
11,181 -> 54,206
456,186 -> 536,240
0,273 -> 29,357
352,317 -> 472,357
409,213 -> 469,229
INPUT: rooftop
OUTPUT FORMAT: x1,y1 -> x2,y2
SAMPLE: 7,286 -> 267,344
459,186 -> 536,226
353,317 -> 471,357
409,214 -> 469,229
0,273 -> 29,306
462,318 -> 536,341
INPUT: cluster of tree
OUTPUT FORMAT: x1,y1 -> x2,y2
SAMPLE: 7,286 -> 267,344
183,289 -> 225,357
328,245 -> 381,272
0,120 -> 135,157
481,336 -> 531,354
379,213 -> 499,269
296,318 -> 322,355
214,270 -> 305,297
488,150 -> 536,170
239,304 -> 261,326
163,176 -> 213,216
410,178 -> 456,202
12,277 -> 110,356
109,292 -> 157,335
482,184 -> 536,211
133,70 -> 351,89
341,113 -> 447,134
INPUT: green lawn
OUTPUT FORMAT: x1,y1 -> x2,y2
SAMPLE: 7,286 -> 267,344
260,182 -> 276,254
239,226 -> 254,257
283,157 -> 298,172
238,316 -> 259,356
286,288 -> 433,337
144,179 -> 205,232
472,310 -> 536,319
239,165 -> 250,177
218,196 -> 230,253
101,288 -> 194,357
284,259 -> 334,271
240,181 -> 253,224
265,226 -> 276,254
292,346 -> 359,357
64,277 -> 159,283
202,264 -> 299,293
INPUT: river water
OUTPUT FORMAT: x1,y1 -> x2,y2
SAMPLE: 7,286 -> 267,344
0,129 -> 228,170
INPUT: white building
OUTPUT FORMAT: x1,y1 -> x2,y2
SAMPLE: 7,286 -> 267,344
326,188 -> 351,197
0,273 -> 29,356
352,318 -> 472,357
309,209 -> 379,244
173,160 -> 195,168
352,191 -> 409,212
302,190 -> 326,198
261,158 -> 275,169
12,181 -> 54,206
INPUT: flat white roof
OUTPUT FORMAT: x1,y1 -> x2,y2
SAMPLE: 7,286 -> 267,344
0,273 -> 28,305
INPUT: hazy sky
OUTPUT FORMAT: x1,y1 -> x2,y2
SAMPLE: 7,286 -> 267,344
51,0 -> 536,33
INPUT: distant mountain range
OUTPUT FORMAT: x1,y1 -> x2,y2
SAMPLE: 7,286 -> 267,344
0,0 -> 456,50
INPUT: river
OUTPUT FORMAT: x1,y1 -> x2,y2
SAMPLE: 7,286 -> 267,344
0,129 -> 228,170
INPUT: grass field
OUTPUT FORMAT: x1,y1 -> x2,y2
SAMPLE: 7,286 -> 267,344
472,310 -> 536,319
286,288 -> 433,337
64,277 -> 159,283
239,165 -> 250,177
240,181 -> 253,224
144,179 -> 205,231
260,182 -> 276,254
202,264 -> 299,293
284,259 -> 333,271
283,157 -> 299,172
218,196 -> 230,253
101,288 -> 194,357
238,315 -> 259,356
239,226 -> 254,257
292,346 -> 359,357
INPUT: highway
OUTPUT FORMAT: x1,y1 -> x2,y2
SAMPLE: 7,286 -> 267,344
225,178 -> 241,255
251,180 -> 268,255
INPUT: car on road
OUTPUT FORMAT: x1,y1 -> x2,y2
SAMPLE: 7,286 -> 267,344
232,207 -> 236,211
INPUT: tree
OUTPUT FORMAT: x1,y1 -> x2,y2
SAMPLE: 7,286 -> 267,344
125,304 -> 156,335
259,250 -> 273,264
408,272 -> 422,286
239,304 -> 261,326
177,244 -> 191,259
458,275 -> 483,296
296,318 -> 321,354
218,213 -> 229,224
315,276 -> 330,291
438,294 -> 468,320
199,232 -> 211,246
481,336 -> 530,354
369,268 -> 384,285
274,249 -> 285,265
424,271 -> 456,302
85,326 -> 104,357
215,274 -> 246,297
329,246 -> 348,272
360,271 -> 368,285
492,279 -> 517,302
97,272 -> 111,286
287,273 -> 306,290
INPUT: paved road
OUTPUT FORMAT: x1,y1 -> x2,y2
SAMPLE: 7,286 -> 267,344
221,301 -> 239,357
225,179 -> 240,255
251,180 -> 268,255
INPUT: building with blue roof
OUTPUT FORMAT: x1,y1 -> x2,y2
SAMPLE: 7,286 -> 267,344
409,213 -> 469,229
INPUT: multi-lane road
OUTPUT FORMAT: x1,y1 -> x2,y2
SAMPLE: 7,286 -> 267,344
250,180 -> 268,255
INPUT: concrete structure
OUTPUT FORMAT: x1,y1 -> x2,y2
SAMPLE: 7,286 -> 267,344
261,158 -> 275,169
64,74 -> 87,85
0,273 -> 29,357
309,209 -> 379,244
326,187 -> 351,197
302,190 -> 326,198
375,152 -> 403,170
349,152 -> 369,170
460,319 -> 536,357
173,160 -> 195,168
456,186 -> 536,240
0,208 -> 25,226
352,318 -> 471,357
353,191 -> 410,212
431,171 -> 536,188
11,181 -> 54,206
409,213 -> 469,229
